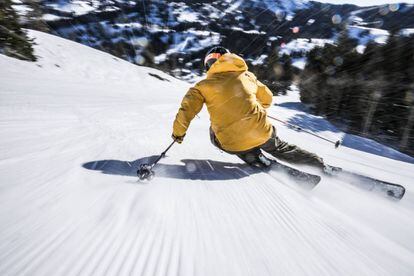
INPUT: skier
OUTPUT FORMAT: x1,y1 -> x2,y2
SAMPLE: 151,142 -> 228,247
172,46 -> 332,172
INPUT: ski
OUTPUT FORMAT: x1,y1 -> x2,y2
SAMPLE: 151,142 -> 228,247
250,155 -> 321,190
268,161 -> 321,189
327,168 -> 406,200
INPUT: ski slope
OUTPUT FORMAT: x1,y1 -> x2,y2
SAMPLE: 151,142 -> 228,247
1,31 -> 414,276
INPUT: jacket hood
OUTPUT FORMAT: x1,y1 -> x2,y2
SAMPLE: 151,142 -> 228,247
207,53 -> 248,76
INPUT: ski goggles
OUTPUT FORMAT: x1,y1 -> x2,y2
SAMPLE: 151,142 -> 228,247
204,53 -> 223,69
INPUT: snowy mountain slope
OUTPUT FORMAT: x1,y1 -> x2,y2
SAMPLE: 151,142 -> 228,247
1,30 -> 414,275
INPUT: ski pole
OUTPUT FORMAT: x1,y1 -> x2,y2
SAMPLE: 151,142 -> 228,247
153,140 -> 176,166
267,115 -> 341,148
137,140 -> 176,180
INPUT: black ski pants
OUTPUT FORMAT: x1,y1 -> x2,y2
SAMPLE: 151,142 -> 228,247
210,126 -> 324,168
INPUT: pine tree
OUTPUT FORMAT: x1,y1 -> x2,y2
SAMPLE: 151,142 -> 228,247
23,0 -> 49,32
273,53 -> 293,95
0,0 -> 36,61
300,29 -> 414,155
251,48 -> 293,95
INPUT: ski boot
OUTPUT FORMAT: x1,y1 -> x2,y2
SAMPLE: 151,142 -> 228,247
323,164 -> 342,176
247,154 -> 273,170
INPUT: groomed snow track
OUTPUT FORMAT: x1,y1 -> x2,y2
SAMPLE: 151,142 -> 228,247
1,31 -> 414,276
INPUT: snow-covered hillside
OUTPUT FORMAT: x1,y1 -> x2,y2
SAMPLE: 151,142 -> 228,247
1,31 -> 414,276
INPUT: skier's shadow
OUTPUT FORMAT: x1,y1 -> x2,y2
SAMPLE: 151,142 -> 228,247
82,156 -> 258,180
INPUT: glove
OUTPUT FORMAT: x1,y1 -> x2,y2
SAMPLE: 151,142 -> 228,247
172,134 -> 185,144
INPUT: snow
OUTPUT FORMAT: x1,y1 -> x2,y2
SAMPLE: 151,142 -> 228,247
279,26 -> 390,58
356,44 -> 367,54
349,16 -> 364,23
42,14 -> 64,21
154,53 -> 167,64
165,32 -> 221,55
173,5 -> 200,23
1,30 -> 414,276
281,25 -> 391,58
231,27 -> 266,35
280,38 -> 334,55
319,0 -> 413,6
285,14 -> 294,21
401,28 -> 414,36
187,29 -> 211,36
113,22 -> 143,29
48,1 -> 97,16
259,0 -> 309,15
130,37 -> 149,47
348,25 -> 389,45
225,0 -> 243,13
147,25 -> 172,33
307,18 -> 316,25
251,54 -> 268,65
11,4 -> 32,16
103,6 -> 119,12
292,57 -> 307,69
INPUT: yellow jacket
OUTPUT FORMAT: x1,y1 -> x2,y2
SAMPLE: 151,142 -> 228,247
173,53 -> 273,152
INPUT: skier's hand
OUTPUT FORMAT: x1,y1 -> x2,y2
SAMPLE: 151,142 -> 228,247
172,134 -> 185,144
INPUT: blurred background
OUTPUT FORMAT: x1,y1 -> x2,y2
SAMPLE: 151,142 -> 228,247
1,0 -> 413,156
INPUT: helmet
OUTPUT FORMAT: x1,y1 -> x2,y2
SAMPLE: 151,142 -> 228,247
204,46 -> 230,71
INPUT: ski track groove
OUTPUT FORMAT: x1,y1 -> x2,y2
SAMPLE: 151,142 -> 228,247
248,179 -> 293,271
152,190 -> 184,275
125,193 -> 161,276
252,176 -> 361,274
212,183 -> 248,274
311,197 -> 414,275
0,168 -> 91,257
0,191 -> 111,275
152,215 -> 172,276
223,183 -> 265,275
190,190 -> 208,276
104,214 -> 147,276
0,224 -> 71,275
89,192 -> 144,276
0,136 -> 95,216
158,182 -> 181,276
47,192 -> 117,276
68,195 -> 120,276
166,220 -> 181,276
263,180 -> 368,272
231,182 -> 270,270
17,219 -> 84,276
128,213 -> 163,276
0,167 -> 66,211
258,183 -> 313,265
0,197 -> 70,263
140,210 -> 169,276
74,202 -> 121,276
112,206 -> 160,276
192,186 -> 208,275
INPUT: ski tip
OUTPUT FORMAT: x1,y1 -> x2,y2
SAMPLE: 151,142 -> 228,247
295,175 -> 321,190
310,175 -> 322,188
387,186 -> 406,201
335,140 -> 341,148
